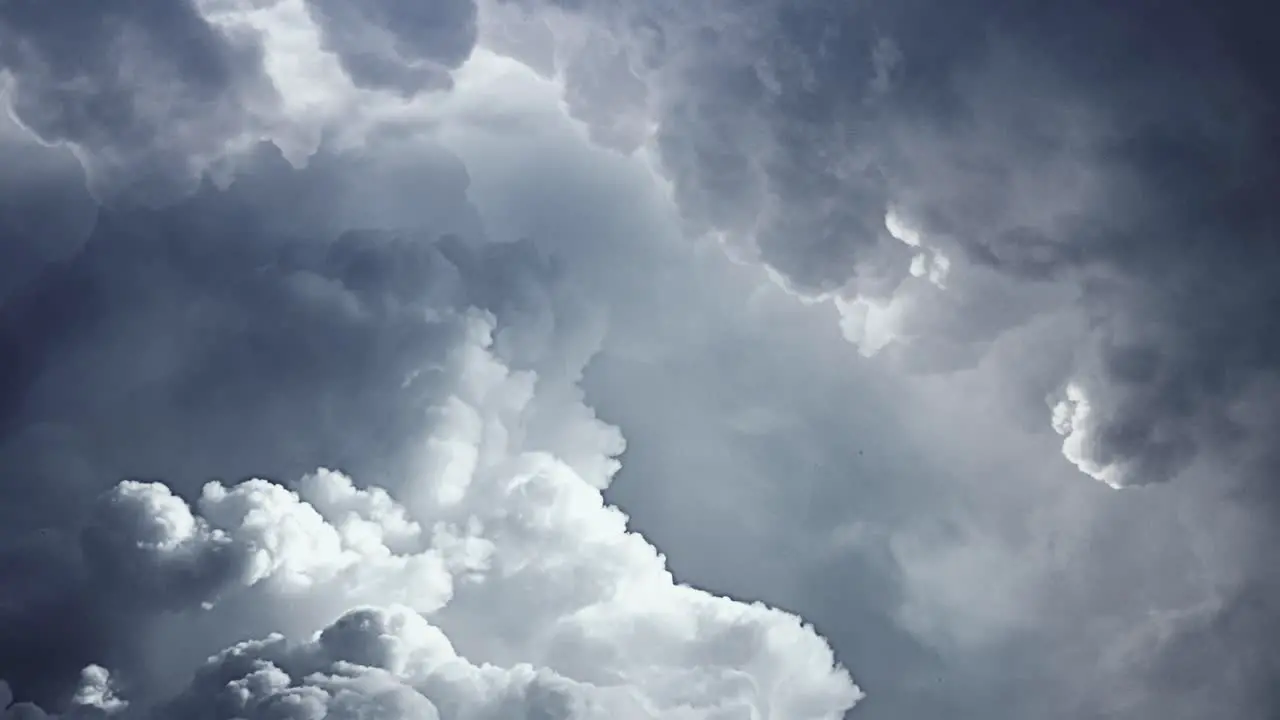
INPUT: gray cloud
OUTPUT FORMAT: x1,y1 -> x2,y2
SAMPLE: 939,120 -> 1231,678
0,114 -> 855,720
0,143 -> 576,702
0,112 -> 97,302
304,0 -> 478,94
429,67 -> 1251,718
506,0 -> 1280,493
468,0 -> 1280,715
0,0 -> 278,203
3,2 -> 1280,719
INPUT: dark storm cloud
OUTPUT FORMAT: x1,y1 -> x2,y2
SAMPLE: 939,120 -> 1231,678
475,0 -> 1280,715
0,112 -> 98,302
3,0 -> 1279,717
1123,582 -> 1280,719
504,0 -> 1280,491
0,143 -> 578,706
305,0 -> 478,94
0,25 -> 861,716
0,0 -> 278,203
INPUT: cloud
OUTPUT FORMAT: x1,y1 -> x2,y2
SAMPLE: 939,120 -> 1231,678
90,443 -> 854,718
459,10 -> 1280,710
0,309 -> 858,719
455,2 -> 1280,715
303,0 -> 478,94
490,0 -> 1280,495
0,48 -> 856,715
0,110 -> 98,302
154,604 -> 650,720
0,0 -> 280,203
3,2 -> 1280,719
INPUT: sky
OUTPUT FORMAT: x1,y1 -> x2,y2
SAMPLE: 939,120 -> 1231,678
0,1 -> 1278,718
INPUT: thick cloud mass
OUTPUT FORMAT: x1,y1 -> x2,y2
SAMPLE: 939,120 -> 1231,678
495,0 -> 1280,493
4,1 -> 1280,719
304,0 -> 478,94
0,125 -> 854,718
0,0 -> 278,203
0,161 -> 856,717
55,456 -> 855,720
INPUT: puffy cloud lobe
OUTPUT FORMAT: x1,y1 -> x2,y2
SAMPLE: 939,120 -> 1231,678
81,466 -> 855,718
0,0 -> 278,203
1,665 -> 124,720
489,0 -> 907,294
154,606 -> 667,720
88,470 -> 455,615
304,0 -> 479,94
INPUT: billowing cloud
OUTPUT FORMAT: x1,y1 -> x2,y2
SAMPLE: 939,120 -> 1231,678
468,1 -> 1280,714
303,0 -> 478,94
0,59 -> 856,717
1,300 -> 857,719
0,110 -> 97,301
22,431 -> 856,719
0,0 -> 279,203
486,0 -> 1280,494
3,2 -> 1280,719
